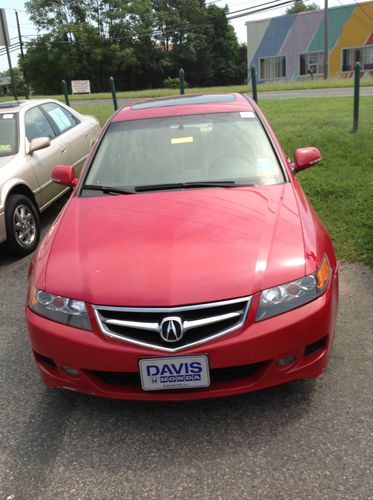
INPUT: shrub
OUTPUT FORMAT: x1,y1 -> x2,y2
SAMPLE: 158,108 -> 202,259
163,77 -> 190,89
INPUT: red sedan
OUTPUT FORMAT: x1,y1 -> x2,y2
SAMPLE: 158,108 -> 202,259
26,94 -> 338,400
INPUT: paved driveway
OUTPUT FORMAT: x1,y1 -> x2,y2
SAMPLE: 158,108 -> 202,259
0,200 -> 372,499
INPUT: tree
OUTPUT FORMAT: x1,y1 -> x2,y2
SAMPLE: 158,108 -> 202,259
286,1 -> 319,14
21,0 -> 247,92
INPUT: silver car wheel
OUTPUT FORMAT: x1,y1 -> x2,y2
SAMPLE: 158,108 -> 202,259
13,203 -> 37,247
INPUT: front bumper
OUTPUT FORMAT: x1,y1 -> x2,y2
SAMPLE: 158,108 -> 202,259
26,270 -> 338,401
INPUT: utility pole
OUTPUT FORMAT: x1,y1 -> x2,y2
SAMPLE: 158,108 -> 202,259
15,10 -> 28,85
323,0 -> 328,80
0,9 -> 18,100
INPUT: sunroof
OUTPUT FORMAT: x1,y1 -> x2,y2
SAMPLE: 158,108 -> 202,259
132,94 -> 236,110
0,100 -> 24,109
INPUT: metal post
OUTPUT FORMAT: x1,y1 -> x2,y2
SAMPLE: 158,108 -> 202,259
0,10 -> 17,100
251,66 -> 258,103
15,10 -> 28,86
179,68 -> 185,95
323,0 -> 328,80
24,84 -> 29,99
353,61 -> 360,132
109,76 -> 118,110
61,80 -> 70,106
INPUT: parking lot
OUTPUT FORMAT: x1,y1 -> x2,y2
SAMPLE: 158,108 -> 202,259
0,199 -> 372,500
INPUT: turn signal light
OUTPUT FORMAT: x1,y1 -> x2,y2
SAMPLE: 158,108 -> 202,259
316,255 -> 330,291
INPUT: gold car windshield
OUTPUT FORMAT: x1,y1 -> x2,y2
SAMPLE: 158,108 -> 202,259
0,113 -> 18,157
85,112 -> 285,190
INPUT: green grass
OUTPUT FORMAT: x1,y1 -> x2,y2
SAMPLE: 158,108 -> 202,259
77,104 -> 115,125
75,96 -> 373,267
261,97 -> 373,267
2,78 -> 373,103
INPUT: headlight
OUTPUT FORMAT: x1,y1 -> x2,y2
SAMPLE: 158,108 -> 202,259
256,254 -> 331,321
28,286 -> 91,330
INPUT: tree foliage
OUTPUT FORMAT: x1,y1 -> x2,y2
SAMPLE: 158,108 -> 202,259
21,0 -> 247,93
286,1 -> 319,14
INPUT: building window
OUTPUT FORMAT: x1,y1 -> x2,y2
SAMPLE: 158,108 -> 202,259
342,46 -> 373,71
300,52 -> 323,76
260,56 -> 286,80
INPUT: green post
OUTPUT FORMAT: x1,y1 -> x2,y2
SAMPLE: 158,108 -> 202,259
179,68 -> 185,95
24,84 -> 30,100
353,61 -> 360,132
251,66 -> 258,103
109,76 -> 118,111
61,80 -> 70,107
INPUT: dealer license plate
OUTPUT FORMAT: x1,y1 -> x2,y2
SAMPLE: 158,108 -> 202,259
139,355 -> 210,391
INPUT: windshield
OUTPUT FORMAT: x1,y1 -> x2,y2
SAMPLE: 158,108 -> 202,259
0,113 -> 18,157
84,112 -> 285,190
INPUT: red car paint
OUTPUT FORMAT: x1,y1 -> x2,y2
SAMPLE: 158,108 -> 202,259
26,94 -> 338,400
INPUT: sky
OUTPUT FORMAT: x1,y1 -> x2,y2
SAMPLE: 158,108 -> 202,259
0,0 -> 364,72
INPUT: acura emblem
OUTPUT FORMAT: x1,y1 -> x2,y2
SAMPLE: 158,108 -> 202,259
160,317 -> 184,343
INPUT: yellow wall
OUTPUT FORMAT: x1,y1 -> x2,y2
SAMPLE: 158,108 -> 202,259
329,3 -> 373,76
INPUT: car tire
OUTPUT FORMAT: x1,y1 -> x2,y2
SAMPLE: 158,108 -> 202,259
5,194 -> 40,256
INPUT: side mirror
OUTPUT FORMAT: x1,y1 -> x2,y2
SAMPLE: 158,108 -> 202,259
28,137 -> 50,154
293,147 -> 321,172
51,165 -> 77,187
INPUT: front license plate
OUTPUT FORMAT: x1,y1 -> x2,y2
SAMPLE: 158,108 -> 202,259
139,355 -> 210,391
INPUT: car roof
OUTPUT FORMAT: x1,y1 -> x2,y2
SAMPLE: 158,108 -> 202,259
0,98 -> 61,113
112,93 -> 255,123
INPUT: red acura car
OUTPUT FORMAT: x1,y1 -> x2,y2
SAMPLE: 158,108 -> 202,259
26,94 -> 338,400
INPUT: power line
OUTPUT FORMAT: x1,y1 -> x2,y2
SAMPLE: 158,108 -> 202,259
227,0 -> 302,19
334,0 -> 373,29
16,0 -> 301,49
1,0 -> 319,57
353,0 -> 373,24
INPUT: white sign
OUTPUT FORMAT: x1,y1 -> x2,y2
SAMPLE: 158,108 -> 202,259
71,80 -> 91,94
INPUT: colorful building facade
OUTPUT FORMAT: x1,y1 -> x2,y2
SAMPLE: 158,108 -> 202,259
246,1 -> 373,82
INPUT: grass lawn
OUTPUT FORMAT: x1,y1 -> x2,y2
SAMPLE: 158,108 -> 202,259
76,96 -> 373,267
1,78 -> 373,103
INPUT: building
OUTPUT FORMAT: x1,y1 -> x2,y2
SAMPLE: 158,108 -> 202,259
0,76 -> 11,96
246,1 -> 373,82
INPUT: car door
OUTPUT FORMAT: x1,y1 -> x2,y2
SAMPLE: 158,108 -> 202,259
25,105 -> 70,208
40,102 -> 94,178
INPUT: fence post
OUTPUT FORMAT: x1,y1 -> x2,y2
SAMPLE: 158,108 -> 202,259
109,76 -> 118,111
24,84 -> 29,100
61,80 -> 70,106
251,66 -> 258,103
353,61 -> 360,132
179,68 -> 185,95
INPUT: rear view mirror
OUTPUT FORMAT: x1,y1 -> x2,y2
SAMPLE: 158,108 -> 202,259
293,147 -> 321,172
28,137 -> 50,154
51,165 -> 77,187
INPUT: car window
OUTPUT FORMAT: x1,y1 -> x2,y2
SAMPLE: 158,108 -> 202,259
0,113 -> 18,156
85,112 -> 285,188
25,106 -> 56,142
41,103 -> 78,134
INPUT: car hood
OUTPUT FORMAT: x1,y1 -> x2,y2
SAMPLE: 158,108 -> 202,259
40,184 -> 306,306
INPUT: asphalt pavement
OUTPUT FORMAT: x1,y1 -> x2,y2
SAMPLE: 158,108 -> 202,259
71,86 -> 373,108
0,199 -> 372,499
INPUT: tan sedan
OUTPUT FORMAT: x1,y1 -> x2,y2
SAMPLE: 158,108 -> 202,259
0,99 -> 100,255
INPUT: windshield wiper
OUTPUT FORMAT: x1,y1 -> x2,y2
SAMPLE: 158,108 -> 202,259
135,181 -> 243,192
81,184 -> 135,195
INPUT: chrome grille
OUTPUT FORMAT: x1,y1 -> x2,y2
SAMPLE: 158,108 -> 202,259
93,296 -> 252,352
